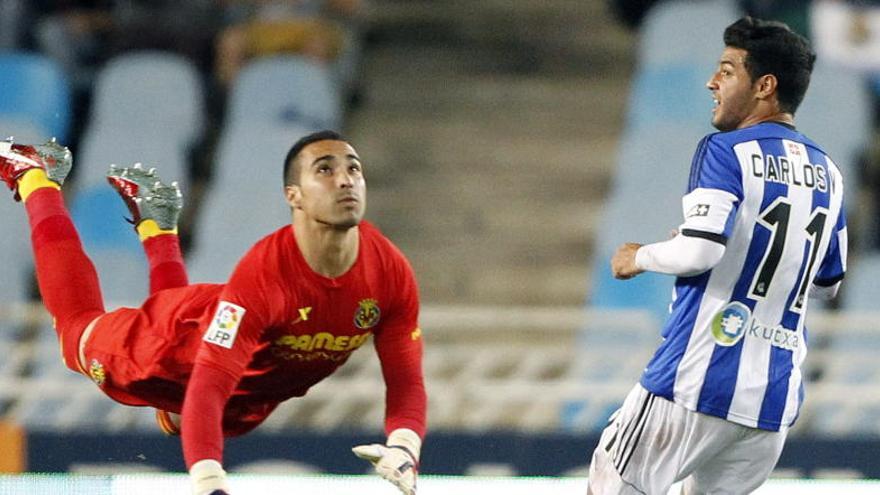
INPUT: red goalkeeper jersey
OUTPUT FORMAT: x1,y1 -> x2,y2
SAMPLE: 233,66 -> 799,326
85,221 -> 425,442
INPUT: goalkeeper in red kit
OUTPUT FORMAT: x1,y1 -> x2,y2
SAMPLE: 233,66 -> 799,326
0,130 -> 426,495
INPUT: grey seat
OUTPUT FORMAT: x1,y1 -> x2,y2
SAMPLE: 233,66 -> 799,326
186,125 -> 310,283
226,56 -> 341,132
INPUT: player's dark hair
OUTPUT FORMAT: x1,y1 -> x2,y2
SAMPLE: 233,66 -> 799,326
723,16 -> 816,114
283,130 -> 347,186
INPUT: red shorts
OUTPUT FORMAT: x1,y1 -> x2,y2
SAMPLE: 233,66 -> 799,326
75,283 -> 278,435
77,284 -> 219,410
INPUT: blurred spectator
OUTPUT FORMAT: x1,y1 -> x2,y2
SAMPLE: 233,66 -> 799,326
741,0 -> 812,39
30,1 -> 223,167
108,0 -> 221,73
31,1 -> 114,92
33,1 -> 221,91
0,0 -> 26,49
609,1 -> 810,36
812,0 -> 880,73
811,0 -> 880,121
607,0 -> 661,30
215,0 -> 364,95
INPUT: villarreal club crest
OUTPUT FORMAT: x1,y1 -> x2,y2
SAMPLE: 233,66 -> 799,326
354,299 -> 381,329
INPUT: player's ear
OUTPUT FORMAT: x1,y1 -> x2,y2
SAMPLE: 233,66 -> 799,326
755,74 -> 777,100
285,185 -> 302,209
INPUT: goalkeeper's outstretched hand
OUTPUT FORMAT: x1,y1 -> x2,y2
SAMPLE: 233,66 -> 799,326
352,429 -> 421,495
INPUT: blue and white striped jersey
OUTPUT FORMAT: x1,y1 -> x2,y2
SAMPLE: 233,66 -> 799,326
640,122 -> 847,431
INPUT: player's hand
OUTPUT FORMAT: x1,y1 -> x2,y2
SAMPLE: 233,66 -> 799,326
352,429 -> 421,495
353,444 -> 417,494
611,242 -> 644,280
189,459 -> 231,495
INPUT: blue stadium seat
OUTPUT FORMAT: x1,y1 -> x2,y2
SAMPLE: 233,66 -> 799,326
589,123 -> 705,316
186,126 -> 305,283
824,358 -> 880,384
560,398 -> 621,432
0,52 -> 71,142
31,323 -> 76,380
0,184 -> 34,304
226,56 -> 341,132
89,51 -> 205,146
68,186 -> 148,307
638,0 -> 739,69
13,395 -> 69,428
75,127 -> 191,192
0,340 -> 27,378
626,64 -> 717,131
76,52 -> 204,194
0,118 -> 51,144
828,331 -> 880,353
841,254 -> 880,310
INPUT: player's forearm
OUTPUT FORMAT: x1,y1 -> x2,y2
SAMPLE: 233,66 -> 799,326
377,344 -> 427,436
384,384 -> 427,438
635,234 -> 725,277
382,359 -> 427,437
181,363 -> 239,469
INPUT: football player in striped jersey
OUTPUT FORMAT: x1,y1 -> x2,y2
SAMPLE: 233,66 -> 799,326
589,17 -> 845,495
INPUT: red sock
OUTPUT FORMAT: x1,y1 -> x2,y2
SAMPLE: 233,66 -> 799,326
25,188 -> 104,372
142,234 -> 189,294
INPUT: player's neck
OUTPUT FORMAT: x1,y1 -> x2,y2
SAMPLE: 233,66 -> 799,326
737,102 -> 794,130
292,218 -> 359,278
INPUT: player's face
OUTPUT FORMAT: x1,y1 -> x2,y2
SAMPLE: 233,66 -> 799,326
706,47 -> 759,132
287,140 -> 366,229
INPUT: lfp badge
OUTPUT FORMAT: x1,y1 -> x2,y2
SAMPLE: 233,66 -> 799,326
204,301 -> 246,349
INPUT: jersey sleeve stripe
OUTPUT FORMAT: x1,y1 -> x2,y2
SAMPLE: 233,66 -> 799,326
680,228 -> 728,245
813,273 -> 845,287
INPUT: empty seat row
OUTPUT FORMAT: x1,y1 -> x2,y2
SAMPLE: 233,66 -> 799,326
0,51 -> 342,305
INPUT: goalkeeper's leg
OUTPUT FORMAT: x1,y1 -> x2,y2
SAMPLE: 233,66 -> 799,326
107,164 -> 187,435
0,140 -> 105,374
106,164 -> 188,294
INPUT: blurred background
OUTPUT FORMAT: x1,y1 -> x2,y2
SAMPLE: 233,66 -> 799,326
1,0 -> 880,483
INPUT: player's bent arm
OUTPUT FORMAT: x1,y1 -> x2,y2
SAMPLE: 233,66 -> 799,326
635,233 -> 726,277
182,363 -> 239,495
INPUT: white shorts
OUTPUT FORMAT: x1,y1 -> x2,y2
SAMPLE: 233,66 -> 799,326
587,384 -> 787,495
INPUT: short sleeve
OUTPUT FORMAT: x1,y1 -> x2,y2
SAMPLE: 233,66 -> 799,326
195,245 -> 285,378
687,135 -> 744,200
681,135 -> 743,244
679,188 -> 739,244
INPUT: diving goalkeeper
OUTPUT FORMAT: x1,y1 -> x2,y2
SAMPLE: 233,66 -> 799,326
0,130 -> 426,495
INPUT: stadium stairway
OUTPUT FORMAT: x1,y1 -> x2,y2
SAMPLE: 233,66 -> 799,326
346,1 -> 635,306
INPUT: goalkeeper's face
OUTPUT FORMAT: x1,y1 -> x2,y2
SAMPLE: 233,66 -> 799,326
287,139 -> 366,229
